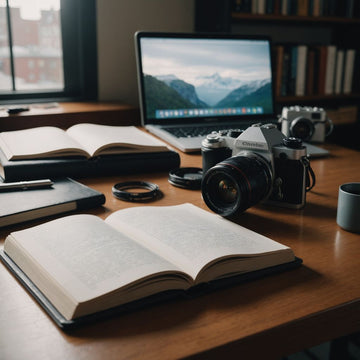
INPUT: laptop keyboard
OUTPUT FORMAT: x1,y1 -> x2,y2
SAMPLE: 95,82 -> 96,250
163,124 -> 250,138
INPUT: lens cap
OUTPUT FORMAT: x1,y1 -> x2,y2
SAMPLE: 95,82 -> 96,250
168,167 -> 203,189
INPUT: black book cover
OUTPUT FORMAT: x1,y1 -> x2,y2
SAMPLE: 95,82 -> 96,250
0,149 -> 180,182
0,177 -> 105,228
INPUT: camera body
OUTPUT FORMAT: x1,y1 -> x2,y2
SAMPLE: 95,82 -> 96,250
280,106 -> 332,143
201,124 -> 309,216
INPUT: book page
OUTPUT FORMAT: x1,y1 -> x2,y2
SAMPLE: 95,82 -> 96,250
4,215 -> 189,306
105,204 -> 294,280
0,127 -> 88,160
66,124 -> 168,157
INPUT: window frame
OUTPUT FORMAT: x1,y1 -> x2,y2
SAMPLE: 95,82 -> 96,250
0,0 -> 98,103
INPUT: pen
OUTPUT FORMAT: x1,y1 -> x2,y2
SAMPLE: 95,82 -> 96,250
0,179 -> 54,192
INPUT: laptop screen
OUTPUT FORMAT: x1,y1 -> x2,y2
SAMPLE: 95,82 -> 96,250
135,32 -> 275,126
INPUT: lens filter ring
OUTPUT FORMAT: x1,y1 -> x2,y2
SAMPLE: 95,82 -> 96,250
112,181 -> 160,202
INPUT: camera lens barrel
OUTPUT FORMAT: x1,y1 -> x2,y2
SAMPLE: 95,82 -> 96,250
290,117 -> 315,141
201,153 -> 272,217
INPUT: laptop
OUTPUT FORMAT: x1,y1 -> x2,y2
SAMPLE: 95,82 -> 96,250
135,32 -> 329,158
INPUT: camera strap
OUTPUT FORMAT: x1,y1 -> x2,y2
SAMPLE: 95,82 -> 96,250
302,157 -> 316,192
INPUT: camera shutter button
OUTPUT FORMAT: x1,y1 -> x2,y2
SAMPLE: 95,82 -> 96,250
283,137 -> 303,149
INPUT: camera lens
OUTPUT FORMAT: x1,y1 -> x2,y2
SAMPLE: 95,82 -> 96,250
290,117 -> 314,141
201,153 -> 272,217
213,175 -> 238,203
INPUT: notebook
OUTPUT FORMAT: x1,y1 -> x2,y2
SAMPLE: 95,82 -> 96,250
0,178 -> 105,228
135,32 -> 329,158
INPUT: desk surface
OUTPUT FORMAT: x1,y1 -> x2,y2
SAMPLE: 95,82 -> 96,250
1,143 -> 359,360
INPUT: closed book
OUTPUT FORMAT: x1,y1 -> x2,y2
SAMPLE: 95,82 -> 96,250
257,0 -> 266,13
312,0 -> 321,16
324,45 -> 337,95
288,45 -> 298,95
295,45 -> 308,96
343,49 -> 356,94
297,0 -> 309,15
0,149 -> 180,182
334,49 -> 345,94
305,46 -> 317,95
317,45 -> 328,95
0,178 -> 105,228
345,0 -> 355,17
351,51 -> 360,93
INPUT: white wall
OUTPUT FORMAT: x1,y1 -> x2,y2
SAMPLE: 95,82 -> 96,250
96,0 -> 195,107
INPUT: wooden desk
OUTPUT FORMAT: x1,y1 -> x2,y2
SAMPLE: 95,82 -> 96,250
1,144 -> 359,359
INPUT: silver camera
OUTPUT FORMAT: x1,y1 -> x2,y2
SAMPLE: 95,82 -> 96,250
280,106 -> 333,143
201,124 -> 315,217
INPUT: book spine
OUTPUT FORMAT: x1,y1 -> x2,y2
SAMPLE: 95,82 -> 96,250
343,49 -> 356,94
324,45 -> 337,95
305,47 -> 316,95
317,45 -> 327,95
257,0 -> 266,13
0,159 -> 92,182
295,45 -> 308,96
0,152 -> 180,181
312,0 -> 321,16
288,45 -> 298,95
334,49 -> 344,94
297,0 -> 309,16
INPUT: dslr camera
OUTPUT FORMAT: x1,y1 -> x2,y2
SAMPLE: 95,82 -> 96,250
201,124 -> 315,217
280,106 -> 333,143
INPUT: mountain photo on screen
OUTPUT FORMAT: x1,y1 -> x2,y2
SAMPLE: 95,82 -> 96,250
140,38 -> 273,119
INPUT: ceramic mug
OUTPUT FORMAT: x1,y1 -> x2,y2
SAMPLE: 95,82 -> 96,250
336,183 -> 360,233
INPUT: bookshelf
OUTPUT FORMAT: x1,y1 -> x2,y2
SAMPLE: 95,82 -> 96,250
195,0 -> 360,127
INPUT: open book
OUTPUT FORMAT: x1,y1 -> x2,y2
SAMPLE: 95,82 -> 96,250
1,203 -> 297,323
0,123 -> 168,160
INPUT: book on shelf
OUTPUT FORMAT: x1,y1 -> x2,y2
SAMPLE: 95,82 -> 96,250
273,43 -> 357,97
231,0 -> 360,18
0,123 -> 169,161
334,49 -> 345,94
317,45 -> 328,95
288,45 -> 298,95
0,124 -> 180,182
297,0 -> 309,16
305,45 -> 318,95
312,0 -> 321,16
0,178 -> 105,228
324,45 -> 337,95
343,49 -> 356,94
295,45 -> 308,96
0,203 -> 301,328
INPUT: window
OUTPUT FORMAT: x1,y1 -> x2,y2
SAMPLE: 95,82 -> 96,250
0,0 -> 97,102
